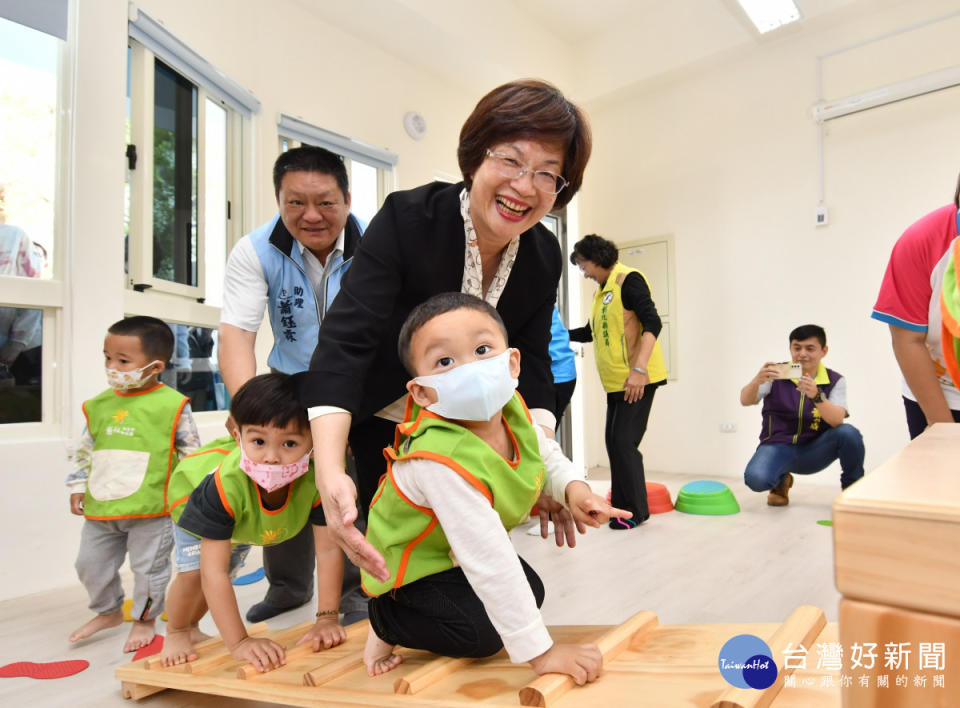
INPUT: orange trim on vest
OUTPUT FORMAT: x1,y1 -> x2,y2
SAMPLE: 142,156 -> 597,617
168,494 -> 191,514
112,382 -> 165,397
256,482 -> 294,516
214,466 -> 235,518
943,322 -> 960,391
182,447 -> 232,459
84,511 -> 168,521
391,449 -> 494,506
163,397 -> 189,511
393,515 -> 439,589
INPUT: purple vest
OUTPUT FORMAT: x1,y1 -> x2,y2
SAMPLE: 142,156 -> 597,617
759,368 -> 842,446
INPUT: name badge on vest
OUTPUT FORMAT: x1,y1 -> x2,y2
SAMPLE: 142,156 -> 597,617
602,292 -> 614,304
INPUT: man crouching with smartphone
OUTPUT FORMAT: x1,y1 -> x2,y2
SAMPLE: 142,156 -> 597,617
739,324 -> 865,506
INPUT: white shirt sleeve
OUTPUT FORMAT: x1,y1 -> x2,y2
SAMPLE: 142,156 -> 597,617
757,381 -> 773,400
534,424 -> 584,505
390,457 -> 553,664
828,375 -> 849,414
220,236 -> 269,332
529,407 -> 557,432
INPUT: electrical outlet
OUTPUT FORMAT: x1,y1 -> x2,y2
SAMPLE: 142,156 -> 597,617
719,422 -> 737,433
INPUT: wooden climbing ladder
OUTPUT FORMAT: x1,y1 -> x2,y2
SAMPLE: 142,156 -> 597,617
116,606 -> 839,707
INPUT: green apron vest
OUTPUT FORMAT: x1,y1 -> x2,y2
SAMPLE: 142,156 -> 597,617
362,393 -> 545,597
168,436 -> 237,523
590,262 -> 667,393
170,437 -> 321,547
81,383 -> 187,520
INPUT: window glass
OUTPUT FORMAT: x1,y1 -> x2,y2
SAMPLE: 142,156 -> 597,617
153,60 -> 198,286
349,160 -> 378,225
203,99 -> 227,308
158,323 -> 229,412
0,17 -> 58,280
0,306 -> 42,423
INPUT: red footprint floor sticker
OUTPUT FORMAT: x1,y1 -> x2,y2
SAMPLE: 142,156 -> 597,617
0,660 -> 90,679
132,635 -> 164,661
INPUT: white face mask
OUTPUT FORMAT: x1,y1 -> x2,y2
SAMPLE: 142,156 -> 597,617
239,445 -> 312,493
414,349 -> 518,421
105,360 -> 162,391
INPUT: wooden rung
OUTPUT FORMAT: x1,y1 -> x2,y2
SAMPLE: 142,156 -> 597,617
303,654 -> 366,686
143,621 -> 268,672
394,656 -> 473,694
518,610 -> 659,707
710,604 -> 826,708
122,680 -> 168,700
237,619 -> 370,679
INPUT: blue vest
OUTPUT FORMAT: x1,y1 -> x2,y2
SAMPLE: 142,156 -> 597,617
248,213 -> 363,373
759,366 -> 842,446
549,306 -> 576,384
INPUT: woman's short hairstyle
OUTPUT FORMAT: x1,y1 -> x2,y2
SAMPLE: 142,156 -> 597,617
570,234 -> 619,269
457,79 -> 592,211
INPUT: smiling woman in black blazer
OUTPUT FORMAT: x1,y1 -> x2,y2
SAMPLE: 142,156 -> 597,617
297,79 -> 592,579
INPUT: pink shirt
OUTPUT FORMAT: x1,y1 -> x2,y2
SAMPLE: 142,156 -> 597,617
872,204 -> 960,406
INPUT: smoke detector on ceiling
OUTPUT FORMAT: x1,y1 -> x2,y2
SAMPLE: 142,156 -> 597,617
403,111 -> 427,140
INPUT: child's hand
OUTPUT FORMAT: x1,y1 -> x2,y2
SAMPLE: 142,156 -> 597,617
296,617 -> 347,651
565,481 -> 631,527
529,643 -> 602,685
230,636 -> 285,672
69,493 -> 84,515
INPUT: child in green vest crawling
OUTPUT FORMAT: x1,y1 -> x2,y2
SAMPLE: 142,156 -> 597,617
67,316 -> 200,653
361,292 -> 630,685
162,373 -> 346,672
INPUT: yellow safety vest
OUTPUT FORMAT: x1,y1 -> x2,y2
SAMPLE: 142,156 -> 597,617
590,262 -> 667,393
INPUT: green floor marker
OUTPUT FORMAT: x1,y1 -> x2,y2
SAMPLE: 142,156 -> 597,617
817,519 -> 833,526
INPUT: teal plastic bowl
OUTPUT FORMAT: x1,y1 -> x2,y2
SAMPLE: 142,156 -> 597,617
675,480 -> 740,515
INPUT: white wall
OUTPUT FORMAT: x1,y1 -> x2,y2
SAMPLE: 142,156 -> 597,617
0,0 -> 485,602
575,0 -> 960,485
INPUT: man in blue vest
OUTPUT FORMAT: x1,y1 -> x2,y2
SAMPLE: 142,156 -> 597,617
739,324 -> 864,506
219,146 -> 365,622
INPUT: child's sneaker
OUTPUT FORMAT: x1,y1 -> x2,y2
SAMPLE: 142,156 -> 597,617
608,517 -> 639,530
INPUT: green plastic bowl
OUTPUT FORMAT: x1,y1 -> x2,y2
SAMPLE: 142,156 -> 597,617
675,480 -> 740,515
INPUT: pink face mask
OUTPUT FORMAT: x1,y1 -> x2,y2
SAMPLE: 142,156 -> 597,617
238,445 -> 312,492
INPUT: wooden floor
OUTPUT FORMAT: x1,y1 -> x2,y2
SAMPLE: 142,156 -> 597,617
0,471 -> 842,706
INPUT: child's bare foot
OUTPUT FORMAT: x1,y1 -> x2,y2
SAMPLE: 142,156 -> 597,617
363,628 -> 402,676
69,610 -> 123,643
189,626 -> 212,645
161,628 -> 198,666
123,619 -> 156,653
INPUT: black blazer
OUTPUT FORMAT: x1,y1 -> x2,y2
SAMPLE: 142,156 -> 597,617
297,181 -> 562,421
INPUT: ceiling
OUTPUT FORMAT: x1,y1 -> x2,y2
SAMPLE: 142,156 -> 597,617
295,0 -> 876,103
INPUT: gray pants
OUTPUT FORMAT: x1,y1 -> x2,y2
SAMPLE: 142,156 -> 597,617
75,516 -> 173,621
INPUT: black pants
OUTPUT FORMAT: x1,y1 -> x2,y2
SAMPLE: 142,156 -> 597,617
349,415 -> 401,517
605,385 -> 658,523
553,378 -> 576,433
262,523 -> 315,608
903,396 -> 960,440
368,557 -> 544,657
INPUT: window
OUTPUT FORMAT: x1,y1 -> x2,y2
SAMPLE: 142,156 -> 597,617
0,9 -> 68,426
276,114 -> 398,224
158,322 -> 229,412
125,5 -> 256,315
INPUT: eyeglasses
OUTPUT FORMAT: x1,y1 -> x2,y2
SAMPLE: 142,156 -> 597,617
485,149 -> 569,195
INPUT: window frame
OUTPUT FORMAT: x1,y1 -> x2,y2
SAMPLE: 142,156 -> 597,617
0,7 -> 73,435
126,39 -> 245,303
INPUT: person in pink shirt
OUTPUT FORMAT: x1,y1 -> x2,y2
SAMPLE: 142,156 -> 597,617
872,176 -> 960,438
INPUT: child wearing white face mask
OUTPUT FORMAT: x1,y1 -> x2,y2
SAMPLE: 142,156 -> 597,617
67,316 -> 200,653
161,373 -> 345,672
361,293 -> 629,687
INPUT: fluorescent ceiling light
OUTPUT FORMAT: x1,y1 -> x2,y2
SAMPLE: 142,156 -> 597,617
737,0 -> 801,34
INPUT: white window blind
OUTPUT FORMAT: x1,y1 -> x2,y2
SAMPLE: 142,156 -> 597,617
127,3 -> 260,115
278,114 -> 398,170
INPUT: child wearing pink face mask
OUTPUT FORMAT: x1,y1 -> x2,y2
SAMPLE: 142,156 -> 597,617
67,315 -> 199,654
162,373 -> 345,672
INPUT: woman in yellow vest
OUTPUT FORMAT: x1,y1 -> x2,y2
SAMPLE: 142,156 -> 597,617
569,235 -> 667,528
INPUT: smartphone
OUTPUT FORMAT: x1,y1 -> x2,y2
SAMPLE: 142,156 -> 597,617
774,362 -> 802,379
